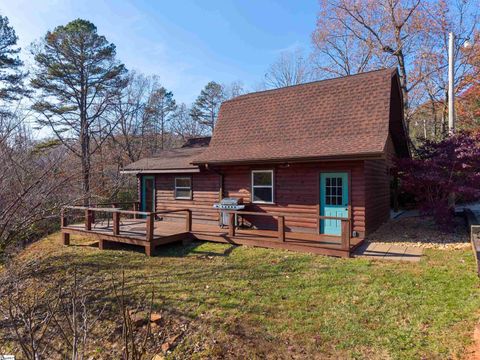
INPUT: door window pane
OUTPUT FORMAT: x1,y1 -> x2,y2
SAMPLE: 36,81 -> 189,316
325,176 -> 344,206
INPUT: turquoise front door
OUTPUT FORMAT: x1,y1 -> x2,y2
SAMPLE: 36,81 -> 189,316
141,176 -> 155,213
320,172 -> 349,235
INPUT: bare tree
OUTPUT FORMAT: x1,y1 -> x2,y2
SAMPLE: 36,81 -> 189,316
0,110 -> 73,252
311,0 -> 479,136
264,48 -> 313,88
222,80 -> 245,99
171,103 -> 207,141
111,72 -> 158,163
312,19 -> 375,77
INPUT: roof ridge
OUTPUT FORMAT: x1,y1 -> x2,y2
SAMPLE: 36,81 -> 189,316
225,67 -> 397,103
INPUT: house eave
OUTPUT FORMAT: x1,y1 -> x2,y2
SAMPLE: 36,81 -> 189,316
194,152 -> 385,166
120,168 -> 200,175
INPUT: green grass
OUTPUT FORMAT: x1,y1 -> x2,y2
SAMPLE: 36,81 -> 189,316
8,234 -> 480,359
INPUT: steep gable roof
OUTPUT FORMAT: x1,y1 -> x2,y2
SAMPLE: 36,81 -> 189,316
193,68 -> 408,164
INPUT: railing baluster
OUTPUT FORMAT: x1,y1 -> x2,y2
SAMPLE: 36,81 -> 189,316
61,209 -> 70,245
146,213 -> 154,242
113,211 -> 120,235
341,219 -> 350,250
185,210 -> 192,232
133,202 -> 138,219
61,209 -> 68,228
278,215 -> 285,242
228,213 -> 235,237
85,209 -> 92,231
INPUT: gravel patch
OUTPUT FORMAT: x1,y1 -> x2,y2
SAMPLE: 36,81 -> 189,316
366,215 -> 469,249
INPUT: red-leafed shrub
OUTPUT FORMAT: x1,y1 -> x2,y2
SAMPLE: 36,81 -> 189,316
395,132 -> 480,230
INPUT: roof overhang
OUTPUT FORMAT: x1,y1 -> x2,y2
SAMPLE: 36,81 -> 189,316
120,168 -> 200,175
196,152 -> 385,166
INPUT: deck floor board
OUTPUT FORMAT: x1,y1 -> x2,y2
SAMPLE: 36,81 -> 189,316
63,219 -> 362,256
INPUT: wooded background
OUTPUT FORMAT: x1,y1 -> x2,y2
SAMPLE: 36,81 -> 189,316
0,0 -> 479,253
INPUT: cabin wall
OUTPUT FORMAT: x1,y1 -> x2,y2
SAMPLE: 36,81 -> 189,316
364,159 -> 390,234
218,161 -> 366,237
149,172 -> 221,224
139,160 -> 391,239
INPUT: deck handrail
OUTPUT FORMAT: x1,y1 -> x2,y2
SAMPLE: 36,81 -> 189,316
62,206 -> 350,251
224,209 -> 351,250
153,209 -> 190,215
61,206 -> 193,244
223,209 -> 349,221
63,205 -> 150,216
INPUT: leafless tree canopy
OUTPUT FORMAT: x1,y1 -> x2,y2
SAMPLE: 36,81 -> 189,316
310,0 -> 480,139
264,48 -> 313,88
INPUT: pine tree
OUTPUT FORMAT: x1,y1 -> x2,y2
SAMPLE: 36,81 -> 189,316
145,86 -> 176,151
31,19 -> 127,204
0,15 -> 28,114
190,81 -> 225,133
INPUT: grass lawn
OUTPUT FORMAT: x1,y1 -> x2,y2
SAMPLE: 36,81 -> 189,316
2,233 -> 480,359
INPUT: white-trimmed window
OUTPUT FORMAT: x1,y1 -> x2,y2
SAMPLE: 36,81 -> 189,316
175,177 -> 192,200
251,170 -> 274,204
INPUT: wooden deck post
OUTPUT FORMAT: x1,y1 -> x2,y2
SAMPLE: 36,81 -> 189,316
341,219 -> 350,251
278,215 -> 285,242
61,210 -> 68,228
228,213 -> 235,237
185,210 -> 192,232
146,213 -> 154,242
145,244 -> 152,257
113,211 -> 120,236
85,209 -> 93,231
61,232 -> 70,246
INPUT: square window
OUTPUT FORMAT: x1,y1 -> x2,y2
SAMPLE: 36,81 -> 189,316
175,177 -> 192,199
252,171 -> 274,203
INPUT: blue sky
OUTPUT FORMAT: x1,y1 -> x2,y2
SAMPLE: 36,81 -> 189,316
1,0 -> 318,105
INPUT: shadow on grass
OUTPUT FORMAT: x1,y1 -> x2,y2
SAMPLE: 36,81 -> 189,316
68,239 -> 239,259
158,241 -> 238,258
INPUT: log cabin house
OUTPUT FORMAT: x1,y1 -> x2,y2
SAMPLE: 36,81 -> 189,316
62,68 -> 409,257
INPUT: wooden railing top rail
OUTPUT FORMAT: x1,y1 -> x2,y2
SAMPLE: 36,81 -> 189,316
223,210 -> 350,221
63,206 -> 191,218
96,201 -> 139,206
72,201 -> 139,207
153,209 -> 190,215
63,205 -> 150,217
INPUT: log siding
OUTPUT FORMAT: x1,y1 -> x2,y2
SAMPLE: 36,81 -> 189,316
138,158 -> 394,239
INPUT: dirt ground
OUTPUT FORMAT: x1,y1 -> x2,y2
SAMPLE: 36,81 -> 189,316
366,215 -> 470,249
464,322 -> 480,360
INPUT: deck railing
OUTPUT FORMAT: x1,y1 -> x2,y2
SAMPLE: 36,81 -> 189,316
225,210 -> 351,250
61,205 -> 351,250
61,206 -> 192,244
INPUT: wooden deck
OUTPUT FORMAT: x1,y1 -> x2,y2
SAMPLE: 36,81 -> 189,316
62,218 -> 362,258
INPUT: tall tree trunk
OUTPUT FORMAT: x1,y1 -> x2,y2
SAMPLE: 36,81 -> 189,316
81,130 -> 91,206
396,50 -> 410,133
161,113 -> 164,150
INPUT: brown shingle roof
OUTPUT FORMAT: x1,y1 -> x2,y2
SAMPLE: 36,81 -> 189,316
193,68 -> 406,164
123,137 -> 210,172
